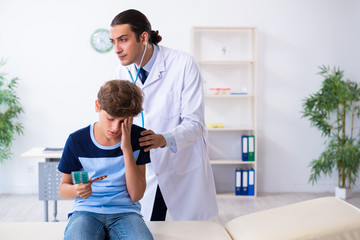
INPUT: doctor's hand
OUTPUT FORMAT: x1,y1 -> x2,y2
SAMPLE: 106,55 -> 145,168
139,129 -> 166,152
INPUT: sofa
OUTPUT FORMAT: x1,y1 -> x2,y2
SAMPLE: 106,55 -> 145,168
1,197 -> 360,240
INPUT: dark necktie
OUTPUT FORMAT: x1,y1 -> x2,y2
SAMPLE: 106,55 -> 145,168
139,68 -> 147,84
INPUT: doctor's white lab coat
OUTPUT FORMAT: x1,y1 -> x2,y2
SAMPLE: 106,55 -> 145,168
114,45 -> 218,220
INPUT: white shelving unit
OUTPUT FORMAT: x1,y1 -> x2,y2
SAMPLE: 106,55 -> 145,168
191,27 -> 257,196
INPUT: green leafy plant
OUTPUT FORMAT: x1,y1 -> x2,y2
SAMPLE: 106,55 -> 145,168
302,65 -> 360,189
0,59 -> 24,163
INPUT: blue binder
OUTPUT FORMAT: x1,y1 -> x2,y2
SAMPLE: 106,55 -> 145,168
248,169 -> 255,196
235,169 -> 242,195
242,169 -> 248,195
242,136 -> 248,161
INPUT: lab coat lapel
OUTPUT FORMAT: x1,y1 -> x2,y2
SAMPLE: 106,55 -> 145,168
142,46 -> 165,88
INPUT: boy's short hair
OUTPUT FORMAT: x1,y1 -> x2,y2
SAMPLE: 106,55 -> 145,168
97,80 -> 143,117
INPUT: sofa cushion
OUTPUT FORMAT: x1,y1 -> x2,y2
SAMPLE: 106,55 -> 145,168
0,222 -> 67,240
0,220 -> 231,240
225,197 -> 360,240
147,221 -> 231,240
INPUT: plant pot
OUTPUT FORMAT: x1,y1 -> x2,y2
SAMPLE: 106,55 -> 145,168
335,186 -> 351,200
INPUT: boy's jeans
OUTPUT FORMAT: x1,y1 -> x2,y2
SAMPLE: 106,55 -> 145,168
64,211 -> 153,240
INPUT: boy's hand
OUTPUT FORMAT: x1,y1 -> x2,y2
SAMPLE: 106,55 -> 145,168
121,116 -> 133,151
75,182 -> 92,199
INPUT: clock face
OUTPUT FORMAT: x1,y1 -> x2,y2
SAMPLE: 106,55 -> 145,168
90,29 -> 113,53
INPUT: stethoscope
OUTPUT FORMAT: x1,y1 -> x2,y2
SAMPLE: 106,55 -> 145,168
126,41 -> 148,127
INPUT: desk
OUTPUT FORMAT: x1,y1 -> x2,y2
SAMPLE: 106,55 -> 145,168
21,147 -> 64,222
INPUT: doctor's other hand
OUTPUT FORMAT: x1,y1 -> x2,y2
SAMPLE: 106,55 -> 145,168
139,129 -> 166,152
75,182 -> 92,199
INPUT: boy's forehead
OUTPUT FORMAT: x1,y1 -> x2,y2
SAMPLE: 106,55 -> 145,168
103,110 -> 127,120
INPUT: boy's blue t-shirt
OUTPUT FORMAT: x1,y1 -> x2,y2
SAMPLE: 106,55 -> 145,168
58,123 -> 150,215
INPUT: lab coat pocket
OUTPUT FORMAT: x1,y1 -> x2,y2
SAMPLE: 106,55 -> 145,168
149,149 -> 168,174
172,140 -> 203,175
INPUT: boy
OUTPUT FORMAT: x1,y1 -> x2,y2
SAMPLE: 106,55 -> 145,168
58,80 -> 153,240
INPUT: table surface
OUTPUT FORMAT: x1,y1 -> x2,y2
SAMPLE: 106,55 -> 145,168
21,147 -> 63,159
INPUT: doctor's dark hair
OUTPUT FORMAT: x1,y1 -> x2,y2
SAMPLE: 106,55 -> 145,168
111,9 -> 162,45
97,80 -> 143,117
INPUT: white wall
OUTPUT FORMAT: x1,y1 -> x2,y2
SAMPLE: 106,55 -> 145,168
0,0 -> 359,194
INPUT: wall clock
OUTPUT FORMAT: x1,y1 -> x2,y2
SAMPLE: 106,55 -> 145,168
90,28 -> 113,53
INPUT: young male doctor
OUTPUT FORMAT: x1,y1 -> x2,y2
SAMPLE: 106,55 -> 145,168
110,9 -> 218,221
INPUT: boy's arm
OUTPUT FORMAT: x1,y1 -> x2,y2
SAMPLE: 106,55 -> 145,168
122,117 -> 147,202
59,173 -> 92,199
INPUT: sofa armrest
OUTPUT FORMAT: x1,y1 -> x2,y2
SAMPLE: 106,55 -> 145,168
225,197 -> 360,240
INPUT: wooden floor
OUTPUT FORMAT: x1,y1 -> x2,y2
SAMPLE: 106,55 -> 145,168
1,192 -> 360,226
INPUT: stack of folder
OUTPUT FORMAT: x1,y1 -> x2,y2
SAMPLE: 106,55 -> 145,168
235,168 -> 255,196
241,135 -> 255,161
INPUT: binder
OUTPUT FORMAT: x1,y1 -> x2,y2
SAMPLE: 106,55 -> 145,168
235,169 -> 242,195
242,170 -> 248,195
248,135 -> 255,161
242,136 -> 248,161
248,169 -> 255,196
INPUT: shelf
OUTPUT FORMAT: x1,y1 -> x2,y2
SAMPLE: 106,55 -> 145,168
192,26 -> 257,196
205,94 -> 253,99
210,159 -> 255,165
207,127 -> 255,131
198,60 -> 255,65
193,26 -> 256,31
216,192 -> 256,198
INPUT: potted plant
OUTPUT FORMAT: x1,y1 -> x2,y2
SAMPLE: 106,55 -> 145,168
0,59 -> 24,163
302,65 -> 360,199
